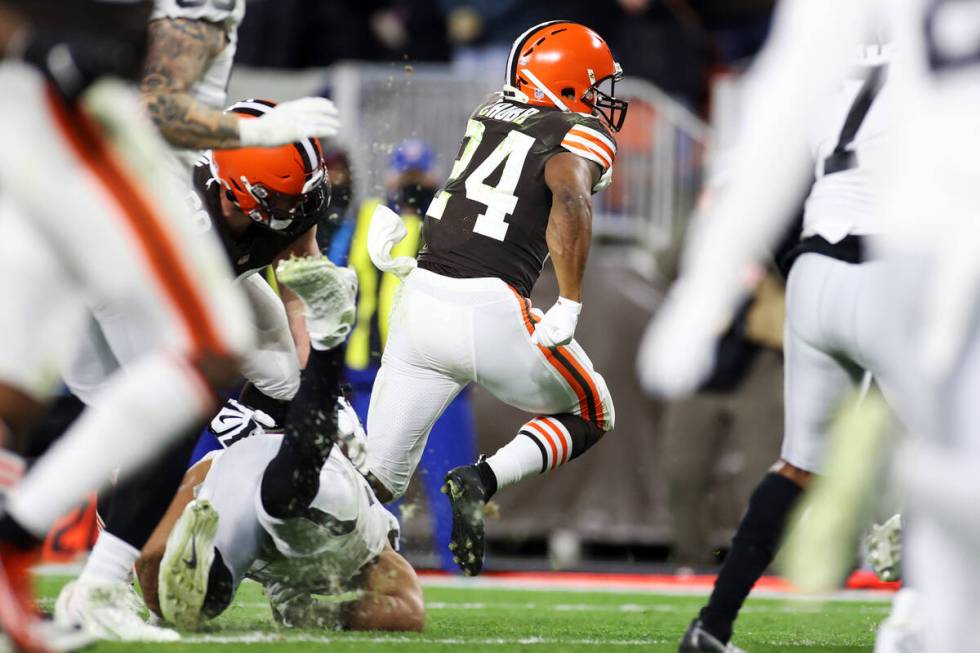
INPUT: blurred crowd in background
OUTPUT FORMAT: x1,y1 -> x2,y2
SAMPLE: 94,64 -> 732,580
237,0 -> 775,110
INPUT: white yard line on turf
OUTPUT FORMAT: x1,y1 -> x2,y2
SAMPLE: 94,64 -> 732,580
181,634 -> 664,646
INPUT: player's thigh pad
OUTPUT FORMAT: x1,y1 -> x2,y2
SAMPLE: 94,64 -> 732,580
0,63 -> 253,362
364,270 -> 477,498
0,204 -> 85,399
782,255 -> 865,472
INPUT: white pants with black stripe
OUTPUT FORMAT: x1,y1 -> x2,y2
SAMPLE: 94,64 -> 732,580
782,253 -> 928,472
365,268 -> 615,499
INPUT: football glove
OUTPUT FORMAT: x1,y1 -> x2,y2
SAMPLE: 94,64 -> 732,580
336,397 -> 369,476
239,97 -> 341,147
208,398 -> 278,449
530,297 -> 581,348
367,204 -> 417,279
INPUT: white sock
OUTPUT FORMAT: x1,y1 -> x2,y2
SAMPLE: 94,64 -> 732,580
6,353 -> 212,537
78,532 -> 139,585
485,435 -> 543,491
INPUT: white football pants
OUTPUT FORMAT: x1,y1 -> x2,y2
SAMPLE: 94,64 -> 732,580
365,268 -> 614,498
781,253 -> 929,473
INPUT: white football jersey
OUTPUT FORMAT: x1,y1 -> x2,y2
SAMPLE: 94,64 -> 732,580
151,0 -> 245,173
198,431 -> 398,598
253,444 -> 399,594
802,48 -> 891,243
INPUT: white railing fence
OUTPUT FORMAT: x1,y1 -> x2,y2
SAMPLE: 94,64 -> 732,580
228,63 -> 710,255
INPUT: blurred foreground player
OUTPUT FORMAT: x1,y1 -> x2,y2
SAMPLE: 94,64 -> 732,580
365,20 -> 625,575
55,100 -> 341,641
639,1 -> 980,651
0,2 -> 255,650
652,47 -> 917,652
49,0 -> 339,637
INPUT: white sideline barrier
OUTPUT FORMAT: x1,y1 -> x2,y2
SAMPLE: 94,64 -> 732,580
228,63 -> 710,255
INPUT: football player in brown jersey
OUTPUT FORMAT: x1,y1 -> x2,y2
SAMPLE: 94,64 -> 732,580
363,21 -> 627,576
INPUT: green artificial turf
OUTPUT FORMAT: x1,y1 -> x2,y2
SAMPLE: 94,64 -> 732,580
36,575 -> 889,652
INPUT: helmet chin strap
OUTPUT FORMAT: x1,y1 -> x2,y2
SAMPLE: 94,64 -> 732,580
520,68 -> 571,112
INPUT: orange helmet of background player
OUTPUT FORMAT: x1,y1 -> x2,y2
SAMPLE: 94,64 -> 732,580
505,21 -> 628,132
210,99 -> 329,231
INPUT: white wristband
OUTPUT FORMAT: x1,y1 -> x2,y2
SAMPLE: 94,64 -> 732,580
556,296 -> 582,315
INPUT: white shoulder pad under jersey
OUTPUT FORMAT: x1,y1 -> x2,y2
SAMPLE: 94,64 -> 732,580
151,0 -> 244,32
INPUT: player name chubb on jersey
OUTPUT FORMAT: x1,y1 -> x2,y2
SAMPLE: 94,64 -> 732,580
478,102 -> 540,124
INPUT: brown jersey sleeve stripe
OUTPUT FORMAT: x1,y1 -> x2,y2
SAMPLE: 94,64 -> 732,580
560,141 -> 611,170
569,125 -> 617,153
565,129 -> 616,165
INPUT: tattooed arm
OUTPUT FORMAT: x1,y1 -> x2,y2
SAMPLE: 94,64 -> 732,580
139,18 -> 241,149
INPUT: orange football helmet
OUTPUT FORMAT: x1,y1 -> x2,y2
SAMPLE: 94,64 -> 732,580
211,99 -> 329,231
505,21 -> 628,131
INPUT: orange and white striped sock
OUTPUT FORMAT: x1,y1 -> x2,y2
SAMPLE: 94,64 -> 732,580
485,415 -> 602,491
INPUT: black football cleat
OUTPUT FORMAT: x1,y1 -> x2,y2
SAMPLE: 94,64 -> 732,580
443,464 -> 488,577
679,619 -> 746,653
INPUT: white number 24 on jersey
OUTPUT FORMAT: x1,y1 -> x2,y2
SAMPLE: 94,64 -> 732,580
426,119 -> 534,242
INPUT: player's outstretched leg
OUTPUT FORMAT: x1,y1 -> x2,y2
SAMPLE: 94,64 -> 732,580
156,500 -> 219,631
445,413 -> 605,576
55,534 -> 181,642
679,467 -> 804,652
55,430 -> 198,642
259,256 -> 356,518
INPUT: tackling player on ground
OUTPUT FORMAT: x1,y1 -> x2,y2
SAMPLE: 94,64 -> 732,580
0,2 -> 258,650
365,20 -> 625,576
134,265 -> 423,632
